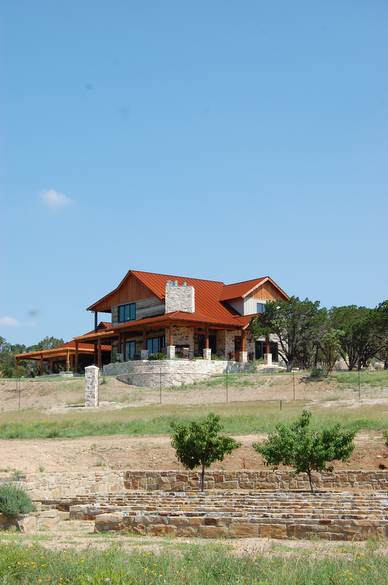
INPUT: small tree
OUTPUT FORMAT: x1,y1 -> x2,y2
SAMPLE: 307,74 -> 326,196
170,413 -> 240,491
253,410 -> 355,493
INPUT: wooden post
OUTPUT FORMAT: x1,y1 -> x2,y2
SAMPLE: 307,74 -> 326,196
97,338 -> 102,369
94,342 -> 98,365
66,349 -> 70,371
168,326 -> 173,346
241,330 -> 247,353
75,341 -> 79,373
39,354 -> 44,375
204,328 -> 210,349
94,311 -> 98,332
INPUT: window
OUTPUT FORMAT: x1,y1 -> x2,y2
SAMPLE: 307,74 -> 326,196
256,302 -> 266,314
124,340 -> 136,361
118,303 -> 136,323
147,336 -> 166,355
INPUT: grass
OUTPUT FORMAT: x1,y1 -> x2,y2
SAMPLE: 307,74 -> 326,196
0,542 -> 386,584
330,369 -> 388,387
0,400 -> 386,439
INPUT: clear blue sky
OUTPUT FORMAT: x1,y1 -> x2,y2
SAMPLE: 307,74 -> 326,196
1,1 -> 388,345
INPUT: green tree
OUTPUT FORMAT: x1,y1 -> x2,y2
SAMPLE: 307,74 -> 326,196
170,413 -> 240,491
29,336 -> 64,351
373,301 -> 388,369
250,297 -> 324,371
253,410 -> 355,493
330,305 -> 380,370
317,328 -> 343,375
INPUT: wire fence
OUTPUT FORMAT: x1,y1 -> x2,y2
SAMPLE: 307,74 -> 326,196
1,368 -> 387,411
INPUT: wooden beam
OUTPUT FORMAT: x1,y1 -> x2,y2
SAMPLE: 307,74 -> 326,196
75,341 -> 79,372
94,311 -> 98,331
241,330 -> 247,353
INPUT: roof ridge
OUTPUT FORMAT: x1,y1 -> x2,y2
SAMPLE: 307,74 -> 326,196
224,276 -> 267,287
132,269 -> 225,285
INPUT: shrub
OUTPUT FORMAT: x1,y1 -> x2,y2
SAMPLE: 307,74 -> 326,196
253,410 -> 356,493
0,484 -> 35,518
170,413 -> 240,491
148,352 -> 166,360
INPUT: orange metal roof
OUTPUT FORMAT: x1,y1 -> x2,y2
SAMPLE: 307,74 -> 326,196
86,270 -> 288,331
15,340 -> 111,361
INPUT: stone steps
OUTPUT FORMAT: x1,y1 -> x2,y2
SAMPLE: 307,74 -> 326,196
49,490 -> 388,541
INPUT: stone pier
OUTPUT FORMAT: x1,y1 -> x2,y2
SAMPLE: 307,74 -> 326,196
84,365 -> 99,407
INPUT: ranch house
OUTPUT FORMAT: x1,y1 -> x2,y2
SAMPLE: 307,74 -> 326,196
72,270 -> 289,372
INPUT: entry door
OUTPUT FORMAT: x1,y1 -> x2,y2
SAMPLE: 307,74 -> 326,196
125,341 -> 136,361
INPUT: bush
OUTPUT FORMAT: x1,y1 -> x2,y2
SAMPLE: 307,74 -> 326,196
148,352 -> 166,360
0,484 -> 35,518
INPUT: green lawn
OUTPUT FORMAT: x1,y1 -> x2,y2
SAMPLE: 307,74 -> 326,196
0,399 -> 386,439
0,542 -> 386,585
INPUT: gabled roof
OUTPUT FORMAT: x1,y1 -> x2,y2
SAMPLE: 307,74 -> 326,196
86,270 -> 288,329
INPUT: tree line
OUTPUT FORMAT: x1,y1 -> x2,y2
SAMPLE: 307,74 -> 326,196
250,297 -> 388,373
0,337 -> 64,378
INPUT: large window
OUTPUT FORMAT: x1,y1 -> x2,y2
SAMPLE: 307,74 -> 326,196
256,302 -> 266,314
118,303 -> 136,323
124,340 -> 136,361
147,336 -> 166,355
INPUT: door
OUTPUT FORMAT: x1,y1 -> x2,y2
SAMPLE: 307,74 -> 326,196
125,340 -> 136,361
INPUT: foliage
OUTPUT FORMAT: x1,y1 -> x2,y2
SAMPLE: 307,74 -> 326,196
250,297 -> 325,371
330,305 -> 381,371
374,300 -> 388,369
253,410 -> 355,492
148,352 -> 166,360
170,413 -> 240,490
316,328 -> 343,375
0,542 -> 386,585
0,484 -> 35,518
0,336 -> 63,378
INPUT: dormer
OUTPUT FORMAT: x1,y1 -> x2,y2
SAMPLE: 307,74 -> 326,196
220,277 -> 288,316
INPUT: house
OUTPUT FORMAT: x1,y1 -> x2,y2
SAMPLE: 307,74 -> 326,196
73,270 -> 288,370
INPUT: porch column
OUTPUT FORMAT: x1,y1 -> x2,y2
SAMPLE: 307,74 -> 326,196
94,342 -> 98,365
39,354 -> 44,375
140,331 -> 149,360
166,326 -> 175,359
97,338 -> 102,369
240,331 -> 248,363
94,311 -> 98,331
117,333 -> 122,362
203,328 -> 211,360
48,359 -> 53,374
264,336 -> 272,366
75,341 -> 79,373
66,349 -> 70,371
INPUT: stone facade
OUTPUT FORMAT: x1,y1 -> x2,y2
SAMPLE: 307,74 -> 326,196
165,282 -> 195,313
84,365 -> 99,407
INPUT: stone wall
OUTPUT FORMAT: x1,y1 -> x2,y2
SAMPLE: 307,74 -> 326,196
103,358 -> 248,387
3,470 -> 387,502
124,470 -> 388,491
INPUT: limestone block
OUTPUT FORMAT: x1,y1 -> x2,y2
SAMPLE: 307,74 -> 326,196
203,348 -> 212,360
166,345 -> 176,359
16,515 -> 37,533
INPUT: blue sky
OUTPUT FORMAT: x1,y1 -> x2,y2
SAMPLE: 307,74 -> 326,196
1,1 -> 388,345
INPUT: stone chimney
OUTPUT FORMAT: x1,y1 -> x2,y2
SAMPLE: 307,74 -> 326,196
165,281 -> 195,313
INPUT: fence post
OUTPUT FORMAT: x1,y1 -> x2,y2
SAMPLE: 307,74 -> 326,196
292,372 -> 296,400
358,369 -> 361,401
279,399 -> 283,411
225,369 -> 229,404
159,367 -> 162,404
17,378 -> 21,411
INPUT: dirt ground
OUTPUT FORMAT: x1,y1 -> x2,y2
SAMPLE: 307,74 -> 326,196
0,430 -> 386,474
1,374 -> 387,413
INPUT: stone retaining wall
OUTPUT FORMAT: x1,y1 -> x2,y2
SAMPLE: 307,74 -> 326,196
103,359 -> 249,387
124,470 -> 388,492
1,470 -> 386,502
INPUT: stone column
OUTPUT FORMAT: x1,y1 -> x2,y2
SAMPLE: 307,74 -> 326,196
240,331 -> 248,363
85,365 -> 99,407
264,338 -> 272,366
203,348 -> 212,360
166,326 -> 175,359
166,345 -> 176,359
